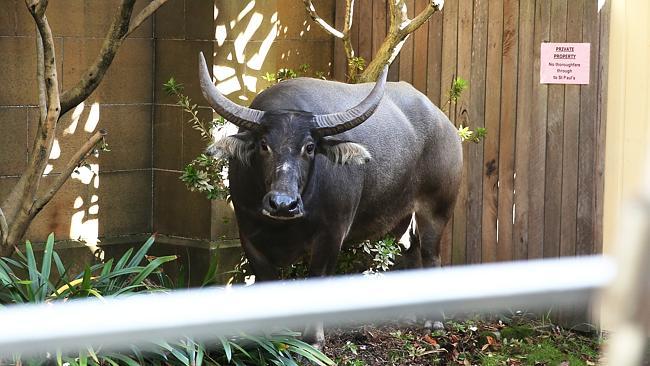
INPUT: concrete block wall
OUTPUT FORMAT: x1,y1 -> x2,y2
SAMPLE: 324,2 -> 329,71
1,0 -> 335,270
152,0 -> 215,240
0,0 -> 154,247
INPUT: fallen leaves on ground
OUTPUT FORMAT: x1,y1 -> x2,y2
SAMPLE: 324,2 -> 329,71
324,317 -> 604,366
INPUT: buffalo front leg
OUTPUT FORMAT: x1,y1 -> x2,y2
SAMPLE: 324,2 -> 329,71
301,236 -> 343,348
239,234 -> 279,282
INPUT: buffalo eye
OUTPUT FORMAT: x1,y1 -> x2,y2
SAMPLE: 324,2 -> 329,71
305,143 -> 315,155
260,139 -> 269,151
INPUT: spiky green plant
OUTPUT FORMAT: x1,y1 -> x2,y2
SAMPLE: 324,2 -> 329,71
0,234 -> 334,366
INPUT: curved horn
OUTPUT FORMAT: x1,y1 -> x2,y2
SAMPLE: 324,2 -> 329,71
198,52 -> 264,131
313,66 -> 388,136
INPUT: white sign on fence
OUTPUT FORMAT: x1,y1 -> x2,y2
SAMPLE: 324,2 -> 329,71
541,43 -> 591,84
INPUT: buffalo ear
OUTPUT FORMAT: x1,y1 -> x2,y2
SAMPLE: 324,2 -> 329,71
206,132 -> 254,164
319,138 -> 372,165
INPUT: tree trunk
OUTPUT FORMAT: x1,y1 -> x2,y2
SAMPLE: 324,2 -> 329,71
0,0 -> 167,256
357,1 -> 442,83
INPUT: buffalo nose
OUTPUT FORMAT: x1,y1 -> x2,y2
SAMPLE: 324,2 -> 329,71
269,194 -> 299,212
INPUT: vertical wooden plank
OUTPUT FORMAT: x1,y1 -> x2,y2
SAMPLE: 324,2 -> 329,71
398,0 -> 415,83
547,0 -> 569,326
560,0 -> 583,258
577,1 -> 599,256
466,0 -> 488,264
372,0 -> 387,57
358,0 -> 373,63
412,0 -> 429,92
333,0 -> 348,81
513,0 -> 535,261
543,0 -> 567,259
452,0 -> 473,265
481,0 -> 503,263
440,0 -> 459,120
426,10 -> 443,105
496,0 -> 518,262
351,0 -> 360,59
594,0 -> 610,255
439,0 -> 459,266
528,0 -> 551,259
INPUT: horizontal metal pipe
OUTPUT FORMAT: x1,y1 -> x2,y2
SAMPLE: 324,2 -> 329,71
0,256 -> 615,356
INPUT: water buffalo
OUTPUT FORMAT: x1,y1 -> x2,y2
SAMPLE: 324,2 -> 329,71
198,52 -> 462,344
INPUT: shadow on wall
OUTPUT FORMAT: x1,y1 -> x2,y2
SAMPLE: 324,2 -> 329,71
59,102 -> 102,257
213,2 -> 278,102
212,1 -> 333,103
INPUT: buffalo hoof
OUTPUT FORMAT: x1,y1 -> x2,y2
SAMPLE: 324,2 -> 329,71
424,320 -> 445,330
302,323 -> 325,350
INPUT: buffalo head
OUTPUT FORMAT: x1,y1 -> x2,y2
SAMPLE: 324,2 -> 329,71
198,52 -> 387,220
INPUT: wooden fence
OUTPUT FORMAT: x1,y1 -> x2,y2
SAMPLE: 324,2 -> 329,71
332,0 -> 610,265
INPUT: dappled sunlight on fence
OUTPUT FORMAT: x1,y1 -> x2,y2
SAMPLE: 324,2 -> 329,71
213,2 -> 279,102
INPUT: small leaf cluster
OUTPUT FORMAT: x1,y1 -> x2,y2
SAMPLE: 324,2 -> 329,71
180,154 -> 229,200
458,125 -> 487,143
448,76 -> 468,105
164,77 -> 226,141
336,235 -> 401,275
359,236 -> 401,274
347,56 -> 366,83
262,64 -> 327,84
441,76 -> 488,144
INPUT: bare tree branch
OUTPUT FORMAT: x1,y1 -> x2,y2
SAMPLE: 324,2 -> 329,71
342,0 -> 355,34
19,0 -> 60,192
341,0 -> 356,80
302,0 -> 344,38
357,0 -> 442,82
125,0 -> 169,38
25,0 -> 47,17
400,0 -> 443,35
4,1 -> 62,249
302,0 -> 358,80
29,25 -> 48,166
36,25 -> 47,124
0,207 -> 8,246
59,0 -> 136,115
32,130 -> 107,215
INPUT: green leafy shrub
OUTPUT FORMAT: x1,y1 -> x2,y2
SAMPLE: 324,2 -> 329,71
164,78 -> 230,201
280,235 -> 402,280
0,234 -> 174,304
337,236 -> 402,275
0,234 -> 333,366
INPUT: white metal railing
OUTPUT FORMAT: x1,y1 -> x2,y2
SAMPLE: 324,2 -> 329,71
0,256 -> 615,357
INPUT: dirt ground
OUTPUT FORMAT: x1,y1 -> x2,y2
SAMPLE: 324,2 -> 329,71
322,318 -> 630,366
